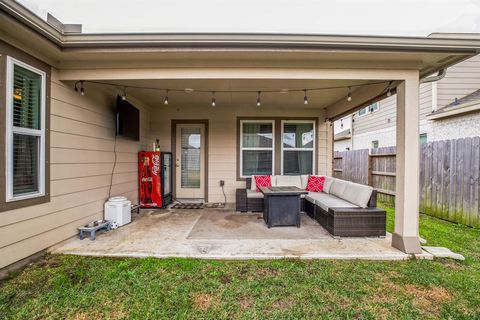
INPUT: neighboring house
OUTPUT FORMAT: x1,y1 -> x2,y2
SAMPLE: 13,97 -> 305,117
334,55 -> 480,150
0,0 -> 479,270
426,89 -> 480,141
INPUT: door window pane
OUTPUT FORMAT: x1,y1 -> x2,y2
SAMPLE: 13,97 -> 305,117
242,123 -> 273,148
283,123 -> 314,148
242,150 -> 273,176
13,134 -> 39,196
181,128 -> 201,188
283,150 -> 313,175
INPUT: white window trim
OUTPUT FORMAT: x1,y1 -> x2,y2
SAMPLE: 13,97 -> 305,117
5,56 -> 46,202
239,120 -> 275,178
280,120 -> 316,175
357,102 -> 380,117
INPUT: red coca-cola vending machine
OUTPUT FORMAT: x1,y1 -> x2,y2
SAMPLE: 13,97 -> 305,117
138,151 -> 172,208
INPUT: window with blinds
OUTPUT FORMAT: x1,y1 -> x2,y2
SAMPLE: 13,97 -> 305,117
282,121 -> 315,175
6,58 -> 45,200
240,121 -> 274,177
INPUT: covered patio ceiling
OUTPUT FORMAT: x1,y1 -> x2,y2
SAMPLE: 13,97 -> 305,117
80,79 -> 383,110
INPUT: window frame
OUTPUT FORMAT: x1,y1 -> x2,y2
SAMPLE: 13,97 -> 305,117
5,56 -> 47,202
239,119 -> 275,178
358,102 -> 379,117
280,120 -> 316,175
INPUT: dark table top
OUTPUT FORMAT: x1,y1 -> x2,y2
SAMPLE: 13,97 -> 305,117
259,186 -> 308,195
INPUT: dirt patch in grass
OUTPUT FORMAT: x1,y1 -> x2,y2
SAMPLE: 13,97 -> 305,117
238,296 -> 254,310
405,284 -> 452,315
255,267 -> 278,278
272,297 -> 296,311
219,274 -> 231,284
193,293 -> 215,311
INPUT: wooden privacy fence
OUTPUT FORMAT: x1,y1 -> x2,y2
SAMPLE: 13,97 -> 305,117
333,137 -> 480,228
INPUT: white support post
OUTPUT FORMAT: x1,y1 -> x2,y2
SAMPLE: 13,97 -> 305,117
392,79 -> 422,254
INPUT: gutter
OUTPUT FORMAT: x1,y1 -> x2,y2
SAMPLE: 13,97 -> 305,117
1,0 -> 480,53
420,69 -> 447,83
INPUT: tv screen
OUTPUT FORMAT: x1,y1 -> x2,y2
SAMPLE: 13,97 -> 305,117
116,95 -> 140,141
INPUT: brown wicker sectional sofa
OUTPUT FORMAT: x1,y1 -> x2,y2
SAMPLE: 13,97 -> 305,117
236,175 -> 386,237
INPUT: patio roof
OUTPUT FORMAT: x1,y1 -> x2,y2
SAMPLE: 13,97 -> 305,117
1,0 -> 480,77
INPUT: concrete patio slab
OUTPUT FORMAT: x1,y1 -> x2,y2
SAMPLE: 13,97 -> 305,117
51,208 -> 411,260
422,246 -> 465,260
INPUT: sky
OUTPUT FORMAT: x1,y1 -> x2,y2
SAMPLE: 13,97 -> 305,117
18,0 -> 480,36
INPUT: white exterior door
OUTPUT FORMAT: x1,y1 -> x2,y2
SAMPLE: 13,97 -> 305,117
175,123 -> 205,199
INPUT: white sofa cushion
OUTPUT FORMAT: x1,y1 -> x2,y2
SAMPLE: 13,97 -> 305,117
275,175 -> 302,188
342,182 -> 373,208
250,175 -> 275,191
305,192 -> 358,211
323,176 -> 335,194
329,179 -> 349,198
300,175 -> 310,189
247,189 -> 264,198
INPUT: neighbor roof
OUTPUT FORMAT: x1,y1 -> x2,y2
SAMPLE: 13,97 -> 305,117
427,89 -> 480,120
334,129 -> 352,141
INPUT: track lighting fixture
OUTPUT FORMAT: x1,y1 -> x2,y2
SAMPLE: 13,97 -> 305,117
211,92 -> 216,107
257,91 -> 261,107
164,90 -> 169,105
303,89 -> 308,105
347,87 -> 352,102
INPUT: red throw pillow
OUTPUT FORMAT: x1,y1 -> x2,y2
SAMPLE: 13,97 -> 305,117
306,176 -> 325,192
255,175 -> 272,192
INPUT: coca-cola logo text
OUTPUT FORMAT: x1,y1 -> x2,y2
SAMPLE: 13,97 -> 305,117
152,155 -> 160,176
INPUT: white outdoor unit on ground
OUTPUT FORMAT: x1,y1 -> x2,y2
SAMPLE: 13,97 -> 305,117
104,196 -> 131,227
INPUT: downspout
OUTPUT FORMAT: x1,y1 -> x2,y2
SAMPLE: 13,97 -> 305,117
350,114 -> 354,150
420,69 -> 446,84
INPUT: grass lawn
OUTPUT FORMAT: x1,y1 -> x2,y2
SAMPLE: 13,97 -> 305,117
1,206 -> 479,319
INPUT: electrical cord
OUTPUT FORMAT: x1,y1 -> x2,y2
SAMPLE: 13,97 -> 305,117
220,184 -> 227,208
108,132 -> 117,199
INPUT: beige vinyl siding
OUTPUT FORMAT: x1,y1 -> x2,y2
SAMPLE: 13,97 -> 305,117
353,95 -> 396,135
353,82 -> 433,136
0,70 -> 151,269
419,83 -> 432,119
437,54 -> 480,108
149,105 -> 328,203
350,54 -> 480,137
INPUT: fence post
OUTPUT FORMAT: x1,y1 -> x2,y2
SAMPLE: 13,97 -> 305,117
367,152 -> 373,187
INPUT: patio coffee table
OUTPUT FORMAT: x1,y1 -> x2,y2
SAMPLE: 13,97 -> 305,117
259,186 -> 307,228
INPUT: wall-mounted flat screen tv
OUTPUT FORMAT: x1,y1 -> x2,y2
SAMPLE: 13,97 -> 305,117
116,95 -> 140,141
